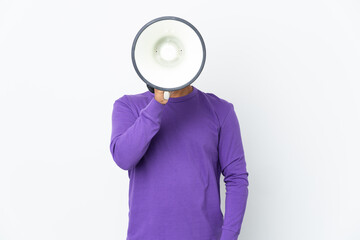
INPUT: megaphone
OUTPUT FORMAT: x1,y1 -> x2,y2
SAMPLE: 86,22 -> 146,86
131,16 -> 206,100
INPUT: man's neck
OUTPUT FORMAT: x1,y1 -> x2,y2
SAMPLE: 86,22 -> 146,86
170,85 -> 193,98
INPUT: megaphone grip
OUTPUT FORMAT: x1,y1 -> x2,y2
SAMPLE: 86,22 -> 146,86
163,91 -> 170,100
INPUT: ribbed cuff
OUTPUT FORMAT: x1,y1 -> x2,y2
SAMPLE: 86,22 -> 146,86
220,228 -> 239,240
141,98 -> 166,124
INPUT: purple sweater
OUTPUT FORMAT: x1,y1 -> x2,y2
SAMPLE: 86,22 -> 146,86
110,85 -> 249,240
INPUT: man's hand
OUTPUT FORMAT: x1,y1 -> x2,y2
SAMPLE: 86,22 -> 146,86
154,89 -> 171,105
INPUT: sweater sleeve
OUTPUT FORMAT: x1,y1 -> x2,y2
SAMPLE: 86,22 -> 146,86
110,96 -> 166,170
219,103 -> 249,240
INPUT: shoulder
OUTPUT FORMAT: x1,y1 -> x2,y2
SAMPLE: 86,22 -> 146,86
198,89 -> 234,127
113,91 -> 152,116
114,91 -> 150,106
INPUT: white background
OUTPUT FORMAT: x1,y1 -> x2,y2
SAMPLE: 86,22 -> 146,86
1,0 -> 360,239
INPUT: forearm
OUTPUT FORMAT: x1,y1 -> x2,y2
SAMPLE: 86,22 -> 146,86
220,158 -> 249,240
110,97 -> 165,170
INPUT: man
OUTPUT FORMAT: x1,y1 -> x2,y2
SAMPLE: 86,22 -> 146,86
110,84 -> 249,240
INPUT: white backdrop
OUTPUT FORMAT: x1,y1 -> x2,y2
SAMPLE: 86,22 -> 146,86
1,0 -> 359,239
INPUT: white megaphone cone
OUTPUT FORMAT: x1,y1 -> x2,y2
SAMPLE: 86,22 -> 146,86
131,16 -> 206,100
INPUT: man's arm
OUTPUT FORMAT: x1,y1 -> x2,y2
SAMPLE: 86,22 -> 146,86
218,103 -> 249,240
110,96 -> 165,170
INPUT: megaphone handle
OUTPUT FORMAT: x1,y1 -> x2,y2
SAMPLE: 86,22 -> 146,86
163,91 -> 170,100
